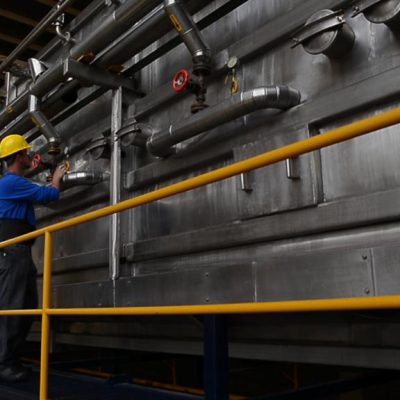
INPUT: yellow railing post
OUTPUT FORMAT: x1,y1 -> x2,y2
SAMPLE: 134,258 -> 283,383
40,231 -> 52,400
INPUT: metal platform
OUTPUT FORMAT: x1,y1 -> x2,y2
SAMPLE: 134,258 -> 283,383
0,369 -> 201,400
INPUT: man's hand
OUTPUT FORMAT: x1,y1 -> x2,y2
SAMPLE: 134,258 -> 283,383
51,164 -> 67,190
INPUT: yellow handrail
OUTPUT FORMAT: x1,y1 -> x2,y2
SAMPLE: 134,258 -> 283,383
2,105 -> 400,249
2,105 -> 400,399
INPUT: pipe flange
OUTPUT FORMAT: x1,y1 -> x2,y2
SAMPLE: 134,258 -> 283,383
292,9 -> 355,58
86,136 -> 111,160
353,0 -> 400,28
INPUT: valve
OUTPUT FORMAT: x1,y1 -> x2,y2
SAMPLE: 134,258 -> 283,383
172,69 -> 190,93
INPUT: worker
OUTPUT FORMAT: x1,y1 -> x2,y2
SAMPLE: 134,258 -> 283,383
0,134 -> 66,382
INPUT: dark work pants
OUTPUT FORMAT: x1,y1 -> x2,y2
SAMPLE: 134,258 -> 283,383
0,245 -> 38,366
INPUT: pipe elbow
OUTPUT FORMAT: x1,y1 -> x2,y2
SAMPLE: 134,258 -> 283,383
252,86 -> 301,110
62,171 -> 108,188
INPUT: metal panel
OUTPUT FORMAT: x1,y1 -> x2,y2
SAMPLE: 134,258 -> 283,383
255,249 -> 373,301
233,133 -> 318,218
52,281 -> 113,308
320,114 -> 400,201
372,245 -> 400,296
115,263 -> 256,306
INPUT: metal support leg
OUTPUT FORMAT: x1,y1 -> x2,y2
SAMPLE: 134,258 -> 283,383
109,87 -> 122,282
203,315 -> 229,400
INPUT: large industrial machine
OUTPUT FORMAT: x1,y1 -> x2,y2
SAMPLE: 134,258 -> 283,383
2,0 -> 400,388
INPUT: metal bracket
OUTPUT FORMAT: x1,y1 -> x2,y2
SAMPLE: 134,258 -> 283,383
239,172 -> 252,192
291,10 -> 345,47
285,158 -> 301,180
352,0 -> 385,16
63,58 -> 136,91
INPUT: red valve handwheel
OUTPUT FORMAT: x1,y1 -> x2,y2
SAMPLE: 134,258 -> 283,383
172,69 -> 190,93
31,154 -> 42,170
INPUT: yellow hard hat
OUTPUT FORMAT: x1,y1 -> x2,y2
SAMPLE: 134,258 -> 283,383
0,134 -> 31,159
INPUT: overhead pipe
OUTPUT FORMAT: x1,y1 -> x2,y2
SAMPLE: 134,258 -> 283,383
0,0 -> 216,141
28,94 -> 61,155
147,86 -> 301,157
0,0 -> 167,138
0,0 -> 78,75
0,58 -> 136,139
69,0 -> 164,62
61,171 -> 108,188
164,0 -> 211,74
95,0 -> 213,69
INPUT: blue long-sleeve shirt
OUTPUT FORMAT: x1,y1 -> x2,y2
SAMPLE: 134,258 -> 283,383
0,173 -> 59,228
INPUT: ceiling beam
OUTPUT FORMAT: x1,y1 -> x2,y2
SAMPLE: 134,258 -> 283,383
0,9 -> 54,32
0,54 -> 28,69
0,33 -> 41,51
33,0 -> 80,16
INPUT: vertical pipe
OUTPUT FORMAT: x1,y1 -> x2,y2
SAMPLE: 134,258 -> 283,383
40,231 -> 53,400
203,315 -> 229,400
109,87 -> 122,281
4,72 -> 11,106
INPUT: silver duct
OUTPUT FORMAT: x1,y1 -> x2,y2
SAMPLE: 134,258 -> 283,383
28,95 -> 61,155
164,0 -> 211,73
70,0 -> 164,61
147,86 -> 301,157
61,172 -> 108,188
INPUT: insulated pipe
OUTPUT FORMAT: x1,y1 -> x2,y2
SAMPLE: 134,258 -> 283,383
147,86 -> 301,156
28,94 -> 61,155
70,0 -> 163,61
94,0 -> 213,68
94,4 -> 168,67
164,0 -> 211,73
61,171 -> 107,188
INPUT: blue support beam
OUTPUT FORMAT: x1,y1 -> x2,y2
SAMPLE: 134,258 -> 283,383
203,315 -> 229,400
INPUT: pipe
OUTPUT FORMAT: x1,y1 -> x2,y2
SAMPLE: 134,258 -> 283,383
164,0 -> 211,73
54,13 -> 75,45
28,95 -> 61,155
147,86 -> 301,156
70,0 -> 164,61
0,0 -> 78,74
4,72 -> 11,106
94,4 -> 168,67
117,119 -> 151,147
61,171 -> 107,188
